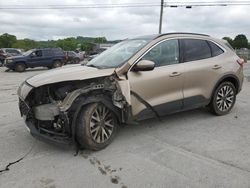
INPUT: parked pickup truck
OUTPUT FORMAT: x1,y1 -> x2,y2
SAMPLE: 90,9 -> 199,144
4,48 -> 65,72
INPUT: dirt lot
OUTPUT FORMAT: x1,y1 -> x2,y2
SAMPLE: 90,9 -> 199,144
0,65 -> 250,188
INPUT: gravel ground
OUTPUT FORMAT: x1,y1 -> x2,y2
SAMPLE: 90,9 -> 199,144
0,64 -> 250,188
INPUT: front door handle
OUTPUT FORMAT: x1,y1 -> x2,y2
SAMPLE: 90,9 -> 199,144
169,72 -> 181,77
212,65 -> 222,70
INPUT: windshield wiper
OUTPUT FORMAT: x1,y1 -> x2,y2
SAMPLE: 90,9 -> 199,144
86,64 -> 105,69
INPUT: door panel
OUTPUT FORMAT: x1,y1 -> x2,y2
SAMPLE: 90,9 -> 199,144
27,50 -> 50,67
127,39 -> 184,117
180,39 -> 225,109
182,58 -> 223,108
128,65 -> 184,117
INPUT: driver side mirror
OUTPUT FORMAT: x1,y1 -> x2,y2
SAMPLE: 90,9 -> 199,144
132,60 -> 155,72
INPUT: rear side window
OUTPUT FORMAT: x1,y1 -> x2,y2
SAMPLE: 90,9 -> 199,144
207,41 -> 224,57
43,50 -> 53,56
182,39 -> 211,62
53,49 -> 64,56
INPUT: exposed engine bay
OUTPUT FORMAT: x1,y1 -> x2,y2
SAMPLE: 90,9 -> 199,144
18,75 -> 131,145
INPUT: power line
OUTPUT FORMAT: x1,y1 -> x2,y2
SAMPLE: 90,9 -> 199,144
1,1 -> 250,9
0,3 -> 160,9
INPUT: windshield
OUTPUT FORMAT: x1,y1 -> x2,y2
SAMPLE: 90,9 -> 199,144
86,39 -> 150,69
23,50 -> 34,56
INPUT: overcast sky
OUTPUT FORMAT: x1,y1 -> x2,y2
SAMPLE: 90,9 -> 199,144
0,0 -> 249,41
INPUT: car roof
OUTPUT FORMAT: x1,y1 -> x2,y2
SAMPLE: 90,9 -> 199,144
132,32 -> 210,40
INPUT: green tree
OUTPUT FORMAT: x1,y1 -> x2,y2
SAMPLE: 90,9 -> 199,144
80,42 -> 95,52
233,34 -> 248,49
94,37 -> 107,43
0,33 -> 17,48
56,37 -> 77,50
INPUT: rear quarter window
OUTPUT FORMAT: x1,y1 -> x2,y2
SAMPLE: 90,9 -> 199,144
207,41 -> 224,57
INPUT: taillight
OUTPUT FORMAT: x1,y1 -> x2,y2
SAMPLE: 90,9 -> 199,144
237,58 -> 245,66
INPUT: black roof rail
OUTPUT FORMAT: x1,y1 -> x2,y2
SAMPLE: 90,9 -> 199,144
156,32 -> 210,38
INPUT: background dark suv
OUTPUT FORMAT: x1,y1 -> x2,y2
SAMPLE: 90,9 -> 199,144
4,48 -> 65,72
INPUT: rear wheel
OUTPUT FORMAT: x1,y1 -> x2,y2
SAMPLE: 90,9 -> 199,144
76,103 -> 118,150
15,63 -> 26,72
209,82 -> 236,115
52,60 -> 62,68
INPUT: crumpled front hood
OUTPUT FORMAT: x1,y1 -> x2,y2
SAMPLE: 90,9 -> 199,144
26,64 -> 115,87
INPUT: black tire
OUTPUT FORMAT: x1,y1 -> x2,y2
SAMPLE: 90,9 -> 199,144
76,103 -> 118,150
73,58 -> 80,64
52,60 -> 62,68
209,82 -> 236,116
14,63 -> 26,72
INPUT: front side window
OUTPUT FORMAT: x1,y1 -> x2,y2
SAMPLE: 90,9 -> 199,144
142,39 -> 179,67
31,50 -> 42,57
182,39 -> 211,62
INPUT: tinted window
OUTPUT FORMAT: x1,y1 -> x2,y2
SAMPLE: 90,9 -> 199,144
53,49 -> 64,56
43,50 -> 53,56
207,41 -> 224,57
5,49 -> 20,54
32,50 -> 42,57
142,39 -> 179,67
69,51 -> 76,56
182,39 -> 211,62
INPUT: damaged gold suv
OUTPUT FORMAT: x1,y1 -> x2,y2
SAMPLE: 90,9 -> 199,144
18,33 -> 244,150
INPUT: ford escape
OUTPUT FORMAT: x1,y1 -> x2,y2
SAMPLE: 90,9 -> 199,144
17,33 -> 244,150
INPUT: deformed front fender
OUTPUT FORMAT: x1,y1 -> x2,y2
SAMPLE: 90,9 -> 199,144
58,83 -> 106,112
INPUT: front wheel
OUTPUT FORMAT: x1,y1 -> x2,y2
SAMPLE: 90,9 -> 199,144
15,63 -> 26,72
76,103 -> 118,150
209,82 -> 236,115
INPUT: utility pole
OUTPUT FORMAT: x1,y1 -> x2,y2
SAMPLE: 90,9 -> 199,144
159,0 -> 164,34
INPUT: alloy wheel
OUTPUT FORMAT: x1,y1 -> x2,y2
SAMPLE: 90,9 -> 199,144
216,85 -> 235,112
89,104 -> 114,143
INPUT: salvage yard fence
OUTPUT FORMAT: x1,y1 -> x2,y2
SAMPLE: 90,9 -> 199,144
236,49 -> 250,61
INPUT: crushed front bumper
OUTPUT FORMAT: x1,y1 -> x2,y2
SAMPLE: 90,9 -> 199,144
25,120 -> 73,146
19,98 -> 73,146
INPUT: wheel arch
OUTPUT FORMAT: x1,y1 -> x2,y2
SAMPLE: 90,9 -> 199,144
15,61 -> 27,67
73,94 -> 122,122
210,74 -> 240,101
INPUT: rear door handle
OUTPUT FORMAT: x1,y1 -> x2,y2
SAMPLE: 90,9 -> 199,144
212,65 -> 222,70
169,72 -> 181,77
